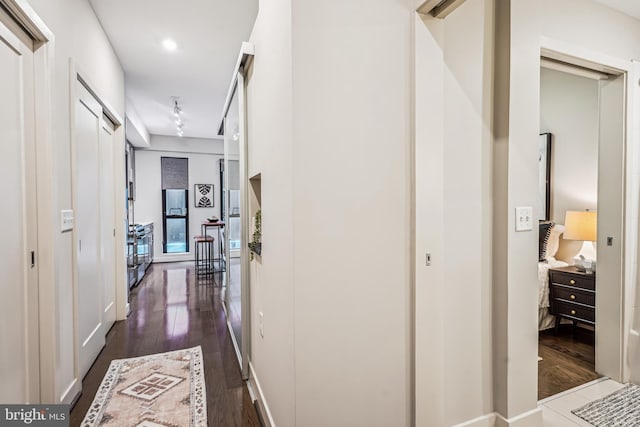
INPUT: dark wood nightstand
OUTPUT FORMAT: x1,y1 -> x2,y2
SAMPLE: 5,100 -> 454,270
548,266 -> 596,334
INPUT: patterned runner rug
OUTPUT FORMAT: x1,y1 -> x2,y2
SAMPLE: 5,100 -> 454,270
81,346 -> 206,427
572,384 -> 640,426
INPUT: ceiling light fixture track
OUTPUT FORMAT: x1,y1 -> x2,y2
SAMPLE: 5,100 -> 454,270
171,98 -> 184,137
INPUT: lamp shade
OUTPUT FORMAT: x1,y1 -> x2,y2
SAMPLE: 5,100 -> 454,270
563,210 -> 597,241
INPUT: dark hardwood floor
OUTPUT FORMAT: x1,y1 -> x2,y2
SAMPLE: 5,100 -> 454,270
69,262 -> 261,427
538,324 -> 601,400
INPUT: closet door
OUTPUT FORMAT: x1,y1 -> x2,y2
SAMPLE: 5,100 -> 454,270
100,118 -> 116,334
0,12 -> 39,403
76,82 -> 105,378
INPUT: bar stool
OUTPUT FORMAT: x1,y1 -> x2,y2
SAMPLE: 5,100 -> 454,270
193,235 -> 214,277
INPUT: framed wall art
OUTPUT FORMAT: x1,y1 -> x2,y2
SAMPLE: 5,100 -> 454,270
194,184 -> 214,208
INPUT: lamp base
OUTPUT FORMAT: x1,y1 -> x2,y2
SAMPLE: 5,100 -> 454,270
573,256 -> 596,274
572,240 -> 596,273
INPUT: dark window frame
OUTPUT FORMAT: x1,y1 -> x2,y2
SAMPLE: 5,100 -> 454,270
162,189 -> 189,254
160,156 -> 190,255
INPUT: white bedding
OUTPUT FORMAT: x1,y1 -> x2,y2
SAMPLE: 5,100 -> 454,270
538,258 -> 569,330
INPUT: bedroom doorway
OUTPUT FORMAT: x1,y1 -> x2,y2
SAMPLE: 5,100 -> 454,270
537,53 -> 626,400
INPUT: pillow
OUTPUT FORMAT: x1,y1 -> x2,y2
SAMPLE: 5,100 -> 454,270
539,221 -> 554,261
545,224 -> 565,260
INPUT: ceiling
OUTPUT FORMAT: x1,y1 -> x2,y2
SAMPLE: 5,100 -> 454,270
592,0 -> 640,19
89,0 -> 258,140
89,0 -> 640,142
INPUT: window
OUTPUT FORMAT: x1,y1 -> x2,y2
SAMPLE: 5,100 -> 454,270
161,157 -> 189,253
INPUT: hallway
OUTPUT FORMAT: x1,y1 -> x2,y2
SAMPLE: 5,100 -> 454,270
69,262 -> 260,427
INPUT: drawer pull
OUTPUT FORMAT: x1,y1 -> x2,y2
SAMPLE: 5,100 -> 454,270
570,295 -> 576,300
570,279 -> 576,285
571,309 -> 576,315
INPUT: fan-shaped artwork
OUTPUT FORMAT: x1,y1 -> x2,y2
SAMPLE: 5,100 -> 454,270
194,184 -> 214,208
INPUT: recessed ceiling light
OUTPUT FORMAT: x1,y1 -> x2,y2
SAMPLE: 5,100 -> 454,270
162,39 -> 177,51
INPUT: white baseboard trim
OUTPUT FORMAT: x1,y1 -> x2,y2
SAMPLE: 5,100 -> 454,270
453,407 -> 542,427
453,413 -> 495,427
227,320 -> 242,365
249,361 -> 276,427
494,407 -> 542,427
246,376 -> 257,402
152,254 -> 194,263
59,378 -> 80,404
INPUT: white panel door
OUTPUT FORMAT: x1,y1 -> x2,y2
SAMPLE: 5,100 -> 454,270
0,17 -> 38,402
596,74 -> 625,380
100,120 -> 116,334
76,82 -> 105,378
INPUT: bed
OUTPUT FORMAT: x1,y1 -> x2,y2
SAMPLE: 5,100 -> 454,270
538,223 -> 567,330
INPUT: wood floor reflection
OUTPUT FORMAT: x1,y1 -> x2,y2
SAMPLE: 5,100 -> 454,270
69,262 -> 261,427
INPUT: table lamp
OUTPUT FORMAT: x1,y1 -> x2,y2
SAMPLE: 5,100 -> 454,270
563,210 -> 597,272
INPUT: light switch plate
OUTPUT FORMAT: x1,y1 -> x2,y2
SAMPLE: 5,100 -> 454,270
515,207 -> 533,232
61,210 -> 74,232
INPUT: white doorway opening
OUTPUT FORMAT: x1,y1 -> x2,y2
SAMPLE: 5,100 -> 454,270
536,43 -> 634,401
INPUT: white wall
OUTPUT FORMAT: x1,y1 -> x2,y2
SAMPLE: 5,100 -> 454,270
540,67 -> 599,263
291,0 -> 411,425
246,0 -> 411,426
244,0 -> 640,425
125,98 -> 150,148
26,0 -> 125,404
413,0 -> 640,424
246,0 -> 296,424
414,0 -> 494,425
503,0 -> 640,419
134,136 -> 224,263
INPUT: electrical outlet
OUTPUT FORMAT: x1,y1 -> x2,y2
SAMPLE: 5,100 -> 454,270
515,207 -> 533,232
259,312 -> 264,338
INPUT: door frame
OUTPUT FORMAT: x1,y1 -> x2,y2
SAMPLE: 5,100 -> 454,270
535,37 -> 639,385
69,61 -> 124,399
0,0 -> 55,404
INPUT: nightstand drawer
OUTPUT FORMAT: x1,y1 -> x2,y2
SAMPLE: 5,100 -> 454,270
552,301 -> 595,324
551,286 -> 595,307
549,271 -> 595,291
